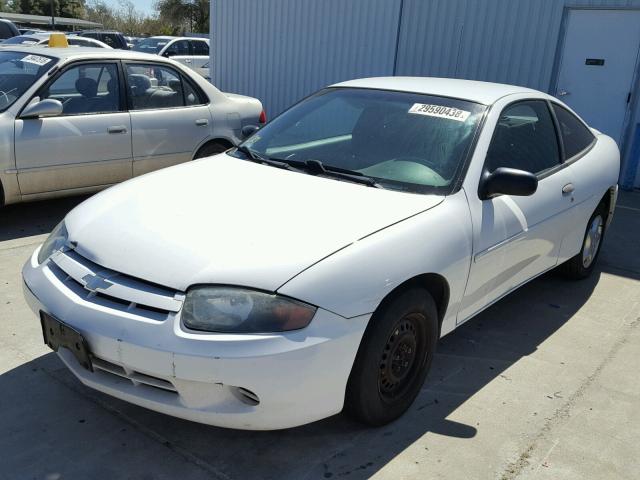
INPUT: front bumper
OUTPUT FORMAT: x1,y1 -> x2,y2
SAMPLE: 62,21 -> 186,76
23,248 -> 369,430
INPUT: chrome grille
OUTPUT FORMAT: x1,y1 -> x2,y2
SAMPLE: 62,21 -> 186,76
48,249 -> 183,321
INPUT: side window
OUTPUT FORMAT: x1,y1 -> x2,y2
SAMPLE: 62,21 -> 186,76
126,63 -> 187,110
101,34 -> 118,49
165,40 -> 190,56
182,77 -> 207,106
486,100 -> 561,175
42,63 -> 121,115
551,104 -> 595,159
192,40 -> 209,55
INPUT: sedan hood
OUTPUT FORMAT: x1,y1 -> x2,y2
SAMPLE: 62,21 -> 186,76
66,155 -> 443,292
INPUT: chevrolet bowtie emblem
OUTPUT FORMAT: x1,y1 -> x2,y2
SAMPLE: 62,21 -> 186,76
82,273 -> 114,292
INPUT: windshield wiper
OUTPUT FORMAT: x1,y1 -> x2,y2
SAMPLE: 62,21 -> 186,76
235,145 -> 295,171
299,159 -> 383,188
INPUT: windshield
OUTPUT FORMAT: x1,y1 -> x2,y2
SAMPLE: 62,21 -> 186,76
0,51 -> 56,111
239,88 -> 486,194
132,38 -> 169,54
2,36 -> 40,45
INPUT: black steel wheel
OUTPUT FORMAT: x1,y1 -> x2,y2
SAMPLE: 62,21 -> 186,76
345,287 -> 438,426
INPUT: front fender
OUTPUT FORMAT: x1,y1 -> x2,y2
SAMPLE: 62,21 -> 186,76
278,192 -> 473,337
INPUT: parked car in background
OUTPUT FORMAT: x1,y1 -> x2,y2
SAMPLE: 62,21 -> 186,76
18,28 -> 47,36
1,33 -> 112,49
80,30 -> 128,50
133,36 -> 209,78
0,19 -> 19,39
0,47 -> 265,206
124,36 -> 140,49
22,77 -> 619,430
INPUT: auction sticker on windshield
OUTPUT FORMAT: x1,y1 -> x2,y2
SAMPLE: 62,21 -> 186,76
408,103 -> 470,122
21,54 -> 51,66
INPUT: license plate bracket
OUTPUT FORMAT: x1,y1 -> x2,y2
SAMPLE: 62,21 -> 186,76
40,312 -> 93,372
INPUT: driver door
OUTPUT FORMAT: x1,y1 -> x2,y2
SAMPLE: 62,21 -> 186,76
459,100 -> 575,322
15,61 -> 132,196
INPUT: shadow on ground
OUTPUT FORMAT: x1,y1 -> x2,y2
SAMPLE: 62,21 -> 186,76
1,191 -> 638,479
0,196 -> 87,241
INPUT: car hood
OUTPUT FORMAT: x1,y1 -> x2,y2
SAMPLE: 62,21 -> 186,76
65,155 -> 444,292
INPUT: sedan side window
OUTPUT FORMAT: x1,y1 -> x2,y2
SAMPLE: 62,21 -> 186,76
192,40 -> 209,55
486,101 -> 561,175
165,40 -> 190,56
126,63 -> 204,109
41,63 -> 121,115
551,104 -> 595,160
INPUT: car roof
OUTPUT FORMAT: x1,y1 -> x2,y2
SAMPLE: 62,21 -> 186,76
331,77 -> 543,105
3,46 -> 168,61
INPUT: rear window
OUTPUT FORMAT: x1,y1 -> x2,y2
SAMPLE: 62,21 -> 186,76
552,104 -> 595,159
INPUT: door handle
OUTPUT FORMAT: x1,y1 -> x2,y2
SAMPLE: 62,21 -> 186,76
195,119 -> 208,126
108,125 -> 127,134
562,183 -> 575,194
557,90 -> 570,97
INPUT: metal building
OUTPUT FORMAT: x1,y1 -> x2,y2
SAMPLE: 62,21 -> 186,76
211,0 -> 640,189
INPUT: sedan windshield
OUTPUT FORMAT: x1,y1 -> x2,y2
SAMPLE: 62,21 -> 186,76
132,38 -> 168,54
0,51 -> 56,111
240,88 -> 486,194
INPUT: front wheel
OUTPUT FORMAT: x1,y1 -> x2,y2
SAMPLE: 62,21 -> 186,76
345,288 -> 438,426
559,203 -> 607,279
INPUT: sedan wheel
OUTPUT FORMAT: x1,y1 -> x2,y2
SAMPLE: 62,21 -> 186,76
345,288 -> 438,426
582,214 -> 603,268
559,203 -> 607,279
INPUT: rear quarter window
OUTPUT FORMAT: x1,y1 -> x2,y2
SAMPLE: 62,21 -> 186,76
552,104 -> 595,160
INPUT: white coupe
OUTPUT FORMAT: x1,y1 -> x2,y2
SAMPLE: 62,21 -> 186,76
23,77 -> 619,430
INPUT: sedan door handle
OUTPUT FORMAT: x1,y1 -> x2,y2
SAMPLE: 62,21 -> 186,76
108,125 -> 127,134
195,119 -> 208,126
562,183 -> 575,194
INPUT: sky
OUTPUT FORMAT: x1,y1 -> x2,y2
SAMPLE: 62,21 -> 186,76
131,0 -> 155,15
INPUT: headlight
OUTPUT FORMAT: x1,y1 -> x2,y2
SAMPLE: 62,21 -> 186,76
37,221 -> 68,264
182,286 -> 317,333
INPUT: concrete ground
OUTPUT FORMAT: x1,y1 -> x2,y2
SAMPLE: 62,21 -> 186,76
1,191 -> 639,480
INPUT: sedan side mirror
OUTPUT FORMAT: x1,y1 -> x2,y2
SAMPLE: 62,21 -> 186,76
163,50 -> 175,58
21,99 -> 63,119
480,167 -> 538,199
242,124 -> 260,137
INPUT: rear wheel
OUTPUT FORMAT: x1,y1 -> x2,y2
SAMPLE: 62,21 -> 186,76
194,141 -> 231,159
345,288 -> 438,426
559,203 -> 607,279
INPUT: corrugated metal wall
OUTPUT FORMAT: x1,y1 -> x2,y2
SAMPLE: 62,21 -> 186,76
212,0 -> 640,113
211,0 -> 402,117
395,0 -> 640,90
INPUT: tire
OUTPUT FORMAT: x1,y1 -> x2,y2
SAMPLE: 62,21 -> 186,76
345,288 -> 438,426
558,203 -> 607,280
193,141 -> 231,159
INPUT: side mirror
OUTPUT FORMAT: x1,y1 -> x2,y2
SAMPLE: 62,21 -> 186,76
480,167 -> 538,199
242,124 -> 260,137
21,99 -> 63,119
163,50 -> 175,58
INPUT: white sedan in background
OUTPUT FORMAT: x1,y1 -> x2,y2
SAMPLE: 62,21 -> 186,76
0,47 -> 264,206
23,77 -> 619,430
1,33 -> 113,49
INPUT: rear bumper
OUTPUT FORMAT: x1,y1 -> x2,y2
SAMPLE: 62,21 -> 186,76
23,248 -> 369,430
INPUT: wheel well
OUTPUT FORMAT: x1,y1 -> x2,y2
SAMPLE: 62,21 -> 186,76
376,273 -> 450,329
195,138 -> 234,157
0,179 -> 4,208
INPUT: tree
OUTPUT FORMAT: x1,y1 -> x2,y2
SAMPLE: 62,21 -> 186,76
155,0 -> 209,34
13,0 -> 86,18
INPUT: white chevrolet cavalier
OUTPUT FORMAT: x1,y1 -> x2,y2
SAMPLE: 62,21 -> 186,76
23,77 -> 619,430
